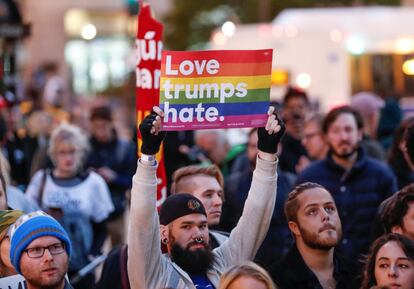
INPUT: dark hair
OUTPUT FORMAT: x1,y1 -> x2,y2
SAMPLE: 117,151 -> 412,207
90,105 -> 112,121
283,86 -> 309,106
0,113 -> 7,142
0,172 -> 6,203
388,117 -> 414,180
381,184 -> 414,233
360,233 -> 414,289
284,182 -> 326,222
407,125 -> 414,164
322,105 -> 363,133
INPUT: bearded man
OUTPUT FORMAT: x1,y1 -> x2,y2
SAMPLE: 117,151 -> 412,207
268,182 -> 359,289
296,106 -> 397,259
127,106 -> 285,289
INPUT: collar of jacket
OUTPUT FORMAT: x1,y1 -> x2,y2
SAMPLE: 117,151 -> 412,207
275,244 -> 355,287
326,147 -> 368,173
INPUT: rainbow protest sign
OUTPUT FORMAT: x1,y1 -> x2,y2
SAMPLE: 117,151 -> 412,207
159,49 -> 273,131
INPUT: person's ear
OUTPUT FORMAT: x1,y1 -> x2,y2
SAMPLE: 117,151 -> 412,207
391,225 -> 403,235
160,224 -> 169,244
288,221 -> 301,237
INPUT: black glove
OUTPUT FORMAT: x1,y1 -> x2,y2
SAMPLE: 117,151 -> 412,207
139,111 -> 166,155
257,112 -> 286,154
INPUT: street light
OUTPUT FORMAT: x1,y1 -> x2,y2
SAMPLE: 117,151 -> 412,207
81,24 -> 97,40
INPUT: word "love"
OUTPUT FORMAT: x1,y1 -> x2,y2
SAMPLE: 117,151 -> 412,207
165,55 -> 219,76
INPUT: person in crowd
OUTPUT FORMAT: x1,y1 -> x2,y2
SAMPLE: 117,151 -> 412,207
296,105 -> 397,259
360,233 -> 414,289
221,127 -> 295,266
377,97 -> 403,151
0,151 -> 38,212
42,62 -> 70,110
127,106 -> 284,289
279,86 -> 310,174
380,184 -> 414,239
171,164 -> 228,244
1,107 -> 38,189
26,110 -> 55,177
25,123 -> 114,289
0,209 -> 24,277
388,117 -> 414,189
163,130 -> 195,188
406,125 -> 414,164
296,113 -> 328,173
219,261 -> 277,289
0,173 -> 7,210
350,92 -> 386,161
9,210 -> 73,289
86,105 -> 136,246
267,182 -> 359,289
95,164 -> 227,289
193,129 -> 245,177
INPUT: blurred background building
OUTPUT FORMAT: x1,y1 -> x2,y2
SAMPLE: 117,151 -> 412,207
1,0 -> 414,116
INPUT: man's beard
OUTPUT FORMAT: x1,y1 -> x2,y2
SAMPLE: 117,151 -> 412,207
330,142 -> 358,159
25,271 -> 66,289
299,223 -> 342,251
170,241 -> 215,275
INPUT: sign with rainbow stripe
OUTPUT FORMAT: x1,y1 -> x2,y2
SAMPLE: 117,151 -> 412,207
159,49 -> 273,131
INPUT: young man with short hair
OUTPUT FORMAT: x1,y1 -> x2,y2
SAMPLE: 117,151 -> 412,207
296,106 -> 397,259
268,182 -> 359,289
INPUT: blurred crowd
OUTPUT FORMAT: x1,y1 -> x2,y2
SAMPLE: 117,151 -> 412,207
1,80 -> 414,289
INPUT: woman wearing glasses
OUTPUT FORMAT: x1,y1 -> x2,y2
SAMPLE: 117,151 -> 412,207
25,123 -> 114,289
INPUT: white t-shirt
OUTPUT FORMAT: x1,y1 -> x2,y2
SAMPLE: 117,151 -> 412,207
26,170 -> 114,223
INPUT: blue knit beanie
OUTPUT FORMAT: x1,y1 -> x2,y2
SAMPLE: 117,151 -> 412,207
9,211 -> 72,274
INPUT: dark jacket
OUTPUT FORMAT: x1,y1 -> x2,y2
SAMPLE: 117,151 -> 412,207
86,137 -> 136,217
64,279 -> 74,289
279,132 -> 307,174
296,148 -> 397,259
389,152 -> 414,190
267,245 -> 360,289
221,166 -> 295,266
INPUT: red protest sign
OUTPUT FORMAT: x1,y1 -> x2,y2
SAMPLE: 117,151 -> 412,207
136,3 -> 167,207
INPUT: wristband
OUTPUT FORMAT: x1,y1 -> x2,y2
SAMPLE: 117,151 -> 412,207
140,154 -> 156,164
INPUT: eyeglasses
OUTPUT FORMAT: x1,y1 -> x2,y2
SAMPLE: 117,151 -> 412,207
24,242 -> 65,258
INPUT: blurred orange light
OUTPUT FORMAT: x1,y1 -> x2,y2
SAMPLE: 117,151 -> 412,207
403,59 -> 414,75
272,70 -> 289,85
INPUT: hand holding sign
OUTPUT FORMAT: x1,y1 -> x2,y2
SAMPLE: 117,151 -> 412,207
139,107 -> 166,155
257,106 -> 286,157
159,49 -> 273,130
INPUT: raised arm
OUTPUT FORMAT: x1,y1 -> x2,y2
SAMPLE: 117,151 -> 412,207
127,108 -> 166,289
215,107 -> 285,267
